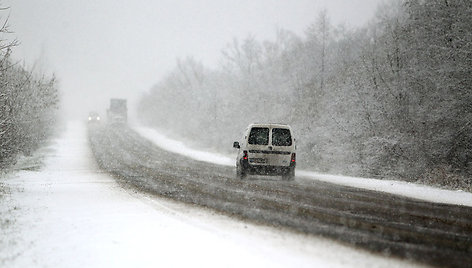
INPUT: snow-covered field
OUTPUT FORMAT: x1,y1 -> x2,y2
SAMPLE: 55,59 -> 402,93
135,126 -> 472,207
0,122 -> 425,267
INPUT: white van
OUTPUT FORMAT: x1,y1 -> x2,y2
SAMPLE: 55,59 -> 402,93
233,123 -> 296,180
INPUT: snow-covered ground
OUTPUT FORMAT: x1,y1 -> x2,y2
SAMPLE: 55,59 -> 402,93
0,121 -> 425,267
136,127 -> 234,166
135,126 -> 472,207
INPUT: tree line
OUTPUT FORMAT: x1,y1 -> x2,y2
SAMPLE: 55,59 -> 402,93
0,13 -> 59,168
138,0 -> 471,188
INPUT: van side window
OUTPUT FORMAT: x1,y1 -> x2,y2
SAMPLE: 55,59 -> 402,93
272,128 -> 292,146
248,127 -> 269,145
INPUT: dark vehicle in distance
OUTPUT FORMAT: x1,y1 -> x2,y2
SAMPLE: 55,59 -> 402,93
88,112 -> 101,123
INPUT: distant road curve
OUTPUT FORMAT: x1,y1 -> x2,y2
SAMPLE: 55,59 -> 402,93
88,124 -> 472,268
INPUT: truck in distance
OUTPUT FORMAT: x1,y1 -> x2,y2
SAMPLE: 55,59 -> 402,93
107,98 -> 127,124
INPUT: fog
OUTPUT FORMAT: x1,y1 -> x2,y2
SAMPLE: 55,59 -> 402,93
3,0 -> 381,120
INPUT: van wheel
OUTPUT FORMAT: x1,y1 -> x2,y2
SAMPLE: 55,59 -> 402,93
236,166 -> 247,180
282,169 -> 295,181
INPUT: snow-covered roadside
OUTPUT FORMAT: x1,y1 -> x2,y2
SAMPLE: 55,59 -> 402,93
135,126 -> 234,166
0,121 -> 423,267
297,171 -> 472,207
134,126 -> 472,207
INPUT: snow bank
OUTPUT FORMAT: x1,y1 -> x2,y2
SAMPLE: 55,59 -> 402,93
134,126 -> 472,207
134,126 -> 235,166
297,171 -> 472,207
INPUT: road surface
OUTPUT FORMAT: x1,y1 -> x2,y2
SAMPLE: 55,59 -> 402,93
88,123 -> 472,268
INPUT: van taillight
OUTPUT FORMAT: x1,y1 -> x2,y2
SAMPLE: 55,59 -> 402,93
243,150 -> 248,160
291,153 -> 296,163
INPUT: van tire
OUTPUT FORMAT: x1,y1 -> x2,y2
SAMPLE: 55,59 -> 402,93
236,165 -> 247,180
282,168 -> 295,181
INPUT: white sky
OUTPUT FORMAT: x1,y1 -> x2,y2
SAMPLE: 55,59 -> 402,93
2,0 -> 383,120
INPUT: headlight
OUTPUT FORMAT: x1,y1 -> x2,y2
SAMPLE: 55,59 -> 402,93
97,117 -> 100,120
88,117 -> 92,120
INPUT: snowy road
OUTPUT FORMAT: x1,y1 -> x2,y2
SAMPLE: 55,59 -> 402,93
0,122 -> 424,267
135,126 -> 472,207
89,123 -> 472,267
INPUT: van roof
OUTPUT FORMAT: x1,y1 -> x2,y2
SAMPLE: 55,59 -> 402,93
249,123 -> 291,129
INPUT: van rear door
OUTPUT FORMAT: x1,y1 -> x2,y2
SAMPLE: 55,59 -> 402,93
246,126 -> 293,167
268,127 -> 293,167
247,127 -> 270,165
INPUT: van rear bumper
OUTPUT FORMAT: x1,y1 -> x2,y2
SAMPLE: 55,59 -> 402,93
241,159 -> 295,176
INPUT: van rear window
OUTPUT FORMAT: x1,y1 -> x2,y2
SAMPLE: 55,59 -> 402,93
272,128 -> 292,146
248,127 -> 269,145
